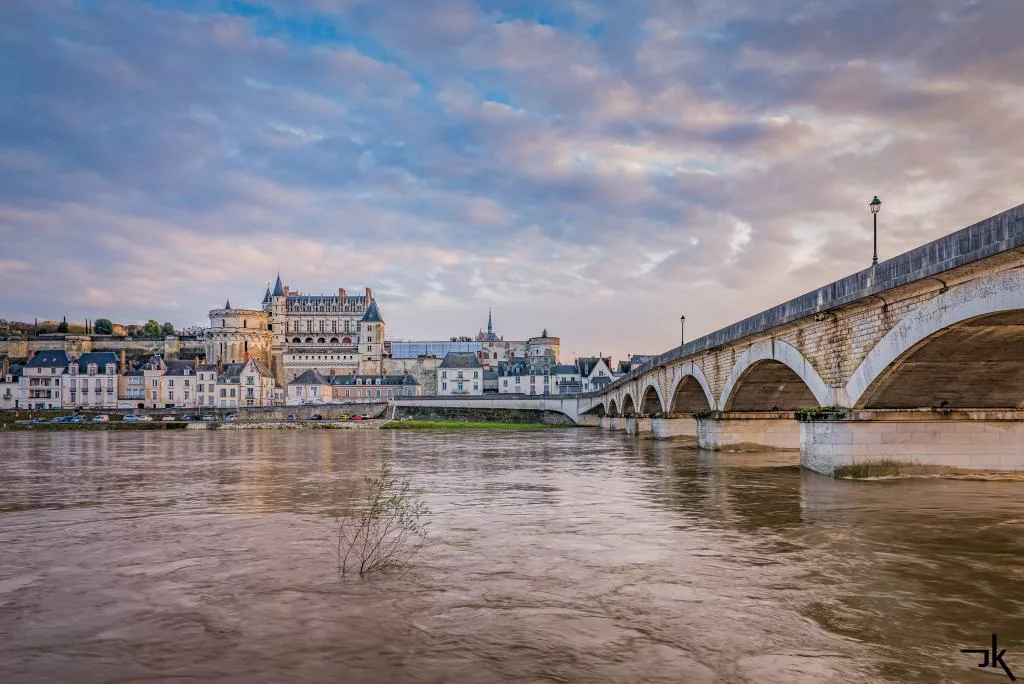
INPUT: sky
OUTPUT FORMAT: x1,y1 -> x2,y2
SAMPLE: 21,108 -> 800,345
1,0 -> 1022,362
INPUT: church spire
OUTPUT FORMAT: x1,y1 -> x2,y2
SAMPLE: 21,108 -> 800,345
487,308 -> 493,336
225,299 -> 231,309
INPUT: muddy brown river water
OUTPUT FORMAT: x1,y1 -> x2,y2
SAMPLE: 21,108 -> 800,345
1,430 -> 1022,683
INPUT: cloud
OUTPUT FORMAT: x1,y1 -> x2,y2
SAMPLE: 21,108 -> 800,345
1,0 -> 1023,361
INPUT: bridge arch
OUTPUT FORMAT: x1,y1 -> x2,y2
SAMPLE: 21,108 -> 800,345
667,362 -> 715,413
621,392 -> 637,417
847,268 -> 1024,409
720,339 -> 834,411
607,398 -> 619,417
639,381 -> 666,417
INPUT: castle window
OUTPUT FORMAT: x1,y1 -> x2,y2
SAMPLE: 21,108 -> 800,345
243,320 -> 247,328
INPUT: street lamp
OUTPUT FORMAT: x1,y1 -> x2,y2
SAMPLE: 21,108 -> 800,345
680,315 -> 686,345
869,196 -> 882,265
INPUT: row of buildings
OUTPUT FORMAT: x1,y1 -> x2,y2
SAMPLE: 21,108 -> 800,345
0,350 -> 421,411
2,276 -> 648,409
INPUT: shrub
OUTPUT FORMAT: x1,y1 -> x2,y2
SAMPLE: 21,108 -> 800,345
334,460 -> 430,579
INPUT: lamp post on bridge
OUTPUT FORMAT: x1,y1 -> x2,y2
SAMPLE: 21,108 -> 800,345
870,196 -> 882,266
680,315 -> 685,345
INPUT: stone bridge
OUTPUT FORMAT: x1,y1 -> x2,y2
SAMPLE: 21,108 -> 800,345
580,202 -> 1024,474
396,203 -> 1024,475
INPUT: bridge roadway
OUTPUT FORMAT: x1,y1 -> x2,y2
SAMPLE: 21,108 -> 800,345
397,202 -> 1024,475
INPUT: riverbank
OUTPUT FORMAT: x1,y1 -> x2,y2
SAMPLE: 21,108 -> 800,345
382,420 -> 576,430
1,419 -> 383,431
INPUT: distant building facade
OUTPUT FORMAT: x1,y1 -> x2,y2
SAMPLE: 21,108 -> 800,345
437,352 -> 483,395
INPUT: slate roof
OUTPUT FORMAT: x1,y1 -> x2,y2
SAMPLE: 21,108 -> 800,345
263,285 -> 272,303
360,299 -> 384,323
26,350 -> 70,368
554,364 -> 579,374
71,351 -> 119,373
272,273 -> 284,296
617,360 -> 631,374
439,351 -> 481,369
163,360 -> 198,376
576,357 -> 611,377
217,363 -> 245,384
290,369 -> 329,386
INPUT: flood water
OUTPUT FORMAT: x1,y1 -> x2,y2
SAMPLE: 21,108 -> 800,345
1,430 -> 1022,683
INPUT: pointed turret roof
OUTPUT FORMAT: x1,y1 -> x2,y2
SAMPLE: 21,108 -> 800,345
225,299 -> 231,309
360,299 -> 384,323
263,284 -> 271,303
272,273 -> 284,297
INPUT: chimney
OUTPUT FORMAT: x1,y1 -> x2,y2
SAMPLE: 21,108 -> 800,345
365,287 -> 371,301
338,288 -> 346,299
120,349 -> 126,373
330,368 -> 335,376
244,350 -> 251,363
2,356 -> 8,378
193,354 -> 199,370
217,356 -> 224,374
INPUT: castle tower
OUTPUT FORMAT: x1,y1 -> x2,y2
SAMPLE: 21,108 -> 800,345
359,299 -> 385,375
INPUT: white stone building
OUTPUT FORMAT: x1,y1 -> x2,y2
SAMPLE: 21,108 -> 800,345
1,357 -> 23,410
437,352 -> 483,395
286,370 -> 421,405
20,350 -> 68,409
64,352 -> 120,409
577,357 -> 614,393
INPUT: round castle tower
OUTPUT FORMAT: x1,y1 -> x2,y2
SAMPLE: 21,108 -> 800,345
205,300 -> 274,367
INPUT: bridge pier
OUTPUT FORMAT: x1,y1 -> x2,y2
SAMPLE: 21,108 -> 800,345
625,417 -> 652,435
695,412 -> 800,451
650,416 -> 697,440
800,410 -> 1024,475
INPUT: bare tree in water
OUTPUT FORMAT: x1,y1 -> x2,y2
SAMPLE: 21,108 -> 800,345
335,460 -> 430,579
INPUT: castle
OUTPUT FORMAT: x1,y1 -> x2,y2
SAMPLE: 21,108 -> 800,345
205,274 -> 385,386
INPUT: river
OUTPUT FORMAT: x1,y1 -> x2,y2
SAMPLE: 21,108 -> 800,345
0,430 -> 1021,683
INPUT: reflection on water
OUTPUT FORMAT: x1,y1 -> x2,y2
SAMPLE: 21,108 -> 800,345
1,430 -> 1022,683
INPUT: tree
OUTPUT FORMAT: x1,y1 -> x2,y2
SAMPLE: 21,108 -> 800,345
142,320 -> 162,338
56,317 -> 68,334
93,318 -> 113,335
160,322 -> 176,336
334,460 -> 430,579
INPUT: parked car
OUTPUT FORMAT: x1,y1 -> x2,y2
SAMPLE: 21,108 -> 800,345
50,416 -> 70,424
286,415 -> 296,422
161,415 -> 176,422
139,415 -> 153,422
350,414 -> 362,422
123,415 -> 142,422
92,415 -> 109,423
310,414 -> 322,421
180,415 -> 194,422
69,416 -> 86,423
29,417 -> 47,424
338,414 -> 349,421
225,414 -> 236,422
201,415 -> 216,421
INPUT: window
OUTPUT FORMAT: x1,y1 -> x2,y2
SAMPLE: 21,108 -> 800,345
473,371 -> 479,379
473,383 -> 478,391
442,371 -> 447,379
442,383 -> 447,390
